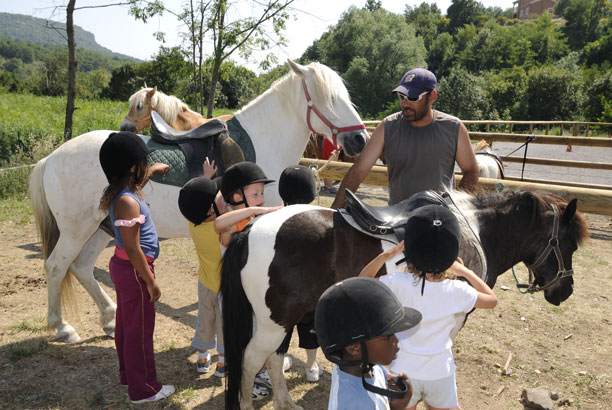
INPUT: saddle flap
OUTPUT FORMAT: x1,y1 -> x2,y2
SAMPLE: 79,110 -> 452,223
150,111 -> 228,144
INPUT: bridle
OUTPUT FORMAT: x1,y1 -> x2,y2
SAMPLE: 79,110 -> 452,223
301,79 -> 366,147
519,205 -> 574,293
124,99 -> 157,132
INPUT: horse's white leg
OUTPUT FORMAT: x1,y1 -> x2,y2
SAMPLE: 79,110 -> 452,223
240,327 -> 291,410
69,229 -> 116,338
266,353 -> 304,410
45,235 -> 90,343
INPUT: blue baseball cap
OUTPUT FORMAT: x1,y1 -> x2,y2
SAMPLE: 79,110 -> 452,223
392,68 -> 437,99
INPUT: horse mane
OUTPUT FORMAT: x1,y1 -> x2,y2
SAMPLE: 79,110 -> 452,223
238,62 -> 346,118
128,87 -> 190,124
475,140 -> 490,151
471,188 -> 589,245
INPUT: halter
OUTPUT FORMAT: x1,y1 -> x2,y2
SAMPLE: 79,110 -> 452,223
125,98 -> 157,132
519,205 -> 574,293
301,79 -> 366,147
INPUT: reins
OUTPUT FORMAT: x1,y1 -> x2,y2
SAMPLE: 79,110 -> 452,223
502,135 -> 535,181
308,145 -> 340,206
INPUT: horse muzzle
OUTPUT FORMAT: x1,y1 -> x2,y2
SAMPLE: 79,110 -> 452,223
120,119 -> 137,133
340,130 -> 368,157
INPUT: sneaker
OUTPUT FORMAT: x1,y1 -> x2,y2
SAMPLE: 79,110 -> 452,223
254,369 -> 272,389
251,383 -> 270,401
214,361 -> 225,378
130,384 -> 175,404
321,186 -> 337,194
283,356 -> 292,372
196,352 -> 211,373
306,363 -> 323,382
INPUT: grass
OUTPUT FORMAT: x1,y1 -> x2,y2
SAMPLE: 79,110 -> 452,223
9,317 -> 47,334
0,196 -> 32,223
6,337 -> 49,361
0,92 -> 237,199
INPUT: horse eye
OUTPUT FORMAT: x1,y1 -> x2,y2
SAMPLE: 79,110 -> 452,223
137,103 -> 143,110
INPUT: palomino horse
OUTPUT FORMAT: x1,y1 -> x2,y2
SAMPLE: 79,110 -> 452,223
120,86 -> 234,133
475,139 -> 504,179
220,189 -> 588,410
29,59 -> 369,343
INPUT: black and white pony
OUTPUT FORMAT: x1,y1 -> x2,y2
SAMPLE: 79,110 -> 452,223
220,189 -> 588,410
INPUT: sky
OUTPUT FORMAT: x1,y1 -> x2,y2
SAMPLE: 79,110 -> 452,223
1,0 -> 515,72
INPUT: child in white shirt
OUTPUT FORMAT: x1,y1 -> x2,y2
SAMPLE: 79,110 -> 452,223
360,205 -> 497,410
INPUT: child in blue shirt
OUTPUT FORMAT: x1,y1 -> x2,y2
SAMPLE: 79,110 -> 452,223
315,277 -> 422,410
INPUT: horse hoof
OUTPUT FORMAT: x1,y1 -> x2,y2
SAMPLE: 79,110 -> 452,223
103,326 -> 115,339
55,326 -> 81,343
102,321 -> 116,339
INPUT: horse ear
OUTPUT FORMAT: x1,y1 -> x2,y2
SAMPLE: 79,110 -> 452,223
287,59 -> 306,78
562,199 -> 578,224
146,86 -> 157,99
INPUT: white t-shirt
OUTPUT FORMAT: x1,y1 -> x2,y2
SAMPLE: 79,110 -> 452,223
380,272 -> 478,380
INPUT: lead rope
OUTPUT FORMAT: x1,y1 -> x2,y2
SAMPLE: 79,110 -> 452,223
308,141 -> 340,206
495,182 -> 534,294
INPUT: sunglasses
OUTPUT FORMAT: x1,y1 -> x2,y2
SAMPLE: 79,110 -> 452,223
396,90 -> 430,103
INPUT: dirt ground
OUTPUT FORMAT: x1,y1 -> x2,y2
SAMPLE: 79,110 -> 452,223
0,190 -> 610,410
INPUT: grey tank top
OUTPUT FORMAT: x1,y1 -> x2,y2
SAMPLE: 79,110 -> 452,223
384,110 -> 460,205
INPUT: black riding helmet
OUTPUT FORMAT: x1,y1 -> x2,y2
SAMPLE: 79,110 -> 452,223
394,205 -> 461,295
315,277 -> 422,400
178,177 -> 221,226
99,131 -> 155,184
278,165 -> 316,205
220,161 -> 274,207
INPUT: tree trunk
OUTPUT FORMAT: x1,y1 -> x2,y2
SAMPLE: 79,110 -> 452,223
64,0 -> 77,141
198,2 -> 205,115
189,0 -> 198,112
206,56 -> 222,118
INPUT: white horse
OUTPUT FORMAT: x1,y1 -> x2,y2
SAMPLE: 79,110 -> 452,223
474,139 -> 504,179
29,59 -> 369,343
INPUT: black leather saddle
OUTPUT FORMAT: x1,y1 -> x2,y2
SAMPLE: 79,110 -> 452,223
344,189 -> 448,235
149,111 -> 236,179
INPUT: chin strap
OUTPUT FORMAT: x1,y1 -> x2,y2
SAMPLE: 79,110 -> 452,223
360,342 -> 408,400
227,187 -> 249,207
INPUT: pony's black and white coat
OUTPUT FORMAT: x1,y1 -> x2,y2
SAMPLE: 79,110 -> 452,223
221,189 -> 588,410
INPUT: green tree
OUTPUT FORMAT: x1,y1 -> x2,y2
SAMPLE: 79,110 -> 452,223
102,63 -> 144,101
482,67 -> 528,119
446,0 -> 485,33
305,7 -> 426,117
404,2 -> 444,49
130,0 -> 294,118
427,32 -> 455,78
41,50 -> 68,97
582,65 -> 612,121
363,0 -> 382,12
436,66 -> 492,120
555,0 -> 609,50
524,64 -> 582,120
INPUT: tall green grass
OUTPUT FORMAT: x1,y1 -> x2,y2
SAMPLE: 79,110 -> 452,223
0,93 -> 128,200
0,92 -> 235,203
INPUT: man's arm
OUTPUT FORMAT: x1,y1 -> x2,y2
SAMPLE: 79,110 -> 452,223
330,122 -> 385,209
455,122 -> 479,193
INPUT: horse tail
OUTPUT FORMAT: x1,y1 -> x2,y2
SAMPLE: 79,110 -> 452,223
29,157 -> 78,320
221,227 -> 253,410
29,157 -> 59,259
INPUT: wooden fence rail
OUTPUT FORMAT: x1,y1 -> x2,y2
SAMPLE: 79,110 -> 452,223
363,120 -> 612,137
299,158 -> 612,216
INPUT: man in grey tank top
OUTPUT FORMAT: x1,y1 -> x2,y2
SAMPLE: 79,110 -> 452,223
331,68 -> 479,207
